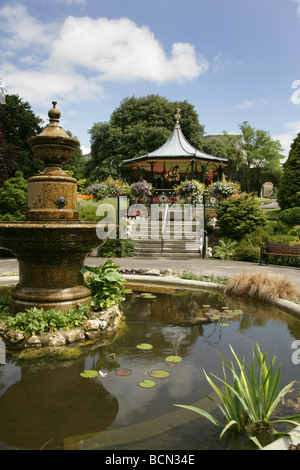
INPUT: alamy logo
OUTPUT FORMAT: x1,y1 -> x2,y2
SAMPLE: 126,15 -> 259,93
95,197 -> 205,251
291,340 -> 300,365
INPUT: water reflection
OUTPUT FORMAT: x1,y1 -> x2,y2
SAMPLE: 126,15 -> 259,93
0,360 -> 118,449
0,288 -> 299,450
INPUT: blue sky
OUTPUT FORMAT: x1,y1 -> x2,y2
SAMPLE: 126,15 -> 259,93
1,0 -> 300,157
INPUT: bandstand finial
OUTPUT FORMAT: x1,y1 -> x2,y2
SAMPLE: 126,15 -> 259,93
175,108 -> 181,124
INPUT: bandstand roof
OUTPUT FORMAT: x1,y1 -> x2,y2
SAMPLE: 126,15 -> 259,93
122,118 -> 228,172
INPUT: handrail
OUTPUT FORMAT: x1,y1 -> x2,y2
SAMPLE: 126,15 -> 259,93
161,204 -> 169,253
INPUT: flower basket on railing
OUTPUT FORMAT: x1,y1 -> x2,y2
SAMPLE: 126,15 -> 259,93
174,179 -> 205,202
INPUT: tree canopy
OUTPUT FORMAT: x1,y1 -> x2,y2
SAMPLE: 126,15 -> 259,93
86,94 -> 205,181
0,94 -> 43,183
239,121 -> 283,193
277,132 -> 300,210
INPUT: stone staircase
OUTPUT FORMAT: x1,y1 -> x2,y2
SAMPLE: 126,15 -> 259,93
128,206 -> 205,258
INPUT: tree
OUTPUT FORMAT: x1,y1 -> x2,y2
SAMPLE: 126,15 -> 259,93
239,121 -> 283,193
86,95 -> 205,181
277,132 -> 300,210
0,119 -> 19,186
64,130 -> 86,179
0,171 -> 27,220
203,133 -> 244,181
0,94 -> 43,182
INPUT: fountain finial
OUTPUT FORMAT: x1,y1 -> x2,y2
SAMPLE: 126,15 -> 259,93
48,101 -> 61,123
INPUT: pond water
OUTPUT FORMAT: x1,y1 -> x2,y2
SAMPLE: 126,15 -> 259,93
0,286 -> 299,451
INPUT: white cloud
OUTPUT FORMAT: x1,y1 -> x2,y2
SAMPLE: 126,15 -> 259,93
274,120 -> 300,157
0,6 -> 208,106
234,100 -> 256,110
49,16 -> 208,83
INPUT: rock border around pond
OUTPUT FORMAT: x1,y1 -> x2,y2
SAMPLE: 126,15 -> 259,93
0,304 -> 124,349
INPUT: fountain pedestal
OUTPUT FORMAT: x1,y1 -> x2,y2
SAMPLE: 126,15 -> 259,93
0,102 -> 109,313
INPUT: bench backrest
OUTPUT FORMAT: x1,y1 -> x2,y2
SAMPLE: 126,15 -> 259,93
266,242 -> 300,255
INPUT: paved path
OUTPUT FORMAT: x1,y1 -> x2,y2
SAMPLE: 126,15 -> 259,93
1,256 -> 299,288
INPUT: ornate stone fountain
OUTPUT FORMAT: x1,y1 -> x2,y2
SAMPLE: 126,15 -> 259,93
0,102 -> 109,313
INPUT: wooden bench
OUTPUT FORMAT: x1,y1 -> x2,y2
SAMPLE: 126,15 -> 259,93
259,242 -> 300,265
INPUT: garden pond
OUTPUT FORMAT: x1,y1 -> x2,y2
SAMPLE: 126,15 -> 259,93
0,285 -> 299,450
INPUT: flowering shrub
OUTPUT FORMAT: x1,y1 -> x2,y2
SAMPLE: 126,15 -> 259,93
174,180 -> 205,200
130,180 -> 153,201
208,179 -> 241,198
85,177 -> 130,201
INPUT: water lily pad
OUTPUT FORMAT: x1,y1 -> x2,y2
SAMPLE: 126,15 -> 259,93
139,379 -> 156,389
220,323 -> 230,327
194,316 -> 208,322
165,355 -> 182,363
211,315 -> 222,320
148,369 -> 170,379
140,293 -> 157,299
137,343 -> 153,350
115,368 -> 132,376
80,370 -> 98,378
202,304 -> 211,308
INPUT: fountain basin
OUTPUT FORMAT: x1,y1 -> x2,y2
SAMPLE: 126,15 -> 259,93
0,220 -> 110,313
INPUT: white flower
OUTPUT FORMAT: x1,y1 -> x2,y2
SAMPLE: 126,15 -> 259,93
98,370 -> 108,377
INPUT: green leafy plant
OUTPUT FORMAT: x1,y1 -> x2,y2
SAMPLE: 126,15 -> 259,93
81,260 -> 126,310
174,344 -> 300,445
213,238 -> 238,260
3,304 -> 90,337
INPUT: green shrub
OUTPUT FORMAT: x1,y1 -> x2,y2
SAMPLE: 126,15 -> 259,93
278,207 -> 300,227
289,225 -> 300,237
233,228 -> 268,262
97,238 -> 135,257
217,195 -> 267,240
0,171 -> 27,220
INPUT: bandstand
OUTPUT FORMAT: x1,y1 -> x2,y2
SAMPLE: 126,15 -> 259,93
121,110 -> 228,201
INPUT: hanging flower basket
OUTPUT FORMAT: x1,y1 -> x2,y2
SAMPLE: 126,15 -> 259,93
208,179 -> 241,199
130,180 -> 153,201
85,177 -> 130,201
174,179 -> 205,201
